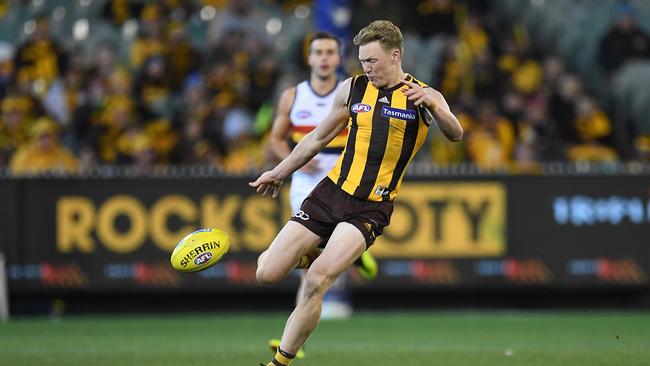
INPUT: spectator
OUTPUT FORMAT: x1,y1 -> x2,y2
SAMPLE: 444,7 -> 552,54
514,95 -> 555,164
634,134 -> 650,161
574,96 -> 613,144
351,0 -> 403,35
548,74 -> 581,145
0,0 -> 638,172
115,123 -> 155,169
165,21 -> 201,91
0,95 -> 32,165
465,100 -> 515,167
129,3 -> 167,69
207,0 -> 270,48
566,96 -> 618,163
93,95 -> 136,163
90,42 -> 122,83
408,0 -> 457,38
0,41 -> 13,99
102,0 -> 142,27
9,117 -> 78,176
12,14 -> 68,94
170,74 -> 210,162
598,2 -> 650,75
133,55 -> 173,120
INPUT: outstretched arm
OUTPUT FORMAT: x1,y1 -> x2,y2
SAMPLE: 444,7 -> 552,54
250,77 -> 353,197
268,86 -> 296,161
402,80 -> 463,142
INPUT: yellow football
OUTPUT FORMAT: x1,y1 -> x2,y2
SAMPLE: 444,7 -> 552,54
170,228 -> 230,272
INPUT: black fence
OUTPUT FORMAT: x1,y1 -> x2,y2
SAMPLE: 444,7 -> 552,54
1,174 -> 649,296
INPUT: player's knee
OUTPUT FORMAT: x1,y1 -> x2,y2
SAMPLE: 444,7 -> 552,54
257,251 -> 268,267
256,262 -> 281,285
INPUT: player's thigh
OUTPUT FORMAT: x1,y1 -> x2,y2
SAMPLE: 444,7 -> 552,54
305,222 -> 366,287
258,221 -> 323,276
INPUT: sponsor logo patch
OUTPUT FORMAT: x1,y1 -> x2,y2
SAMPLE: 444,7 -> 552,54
296,110 -> 312,119
292,210 -> 310,220
374,185 -> 391,197
351,103 -> 372,113
381,105 -> 416,121
194,251 -> 213,265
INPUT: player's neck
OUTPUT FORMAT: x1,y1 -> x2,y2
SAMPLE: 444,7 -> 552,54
383,67 -> 407,89
309,74 -> 338,96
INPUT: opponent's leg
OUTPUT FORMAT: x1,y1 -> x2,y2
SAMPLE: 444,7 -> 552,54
273,222 -> 366,362
256,221 -> 323,285
355,250 -> 378,280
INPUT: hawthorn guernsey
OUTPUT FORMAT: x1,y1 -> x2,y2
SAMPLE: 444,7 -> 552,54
170,228 -> 230,272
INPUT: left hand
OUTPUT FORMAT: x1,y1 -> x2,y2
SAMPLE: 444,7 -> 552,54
401,80 -> 436,108
249,170 -> 283,198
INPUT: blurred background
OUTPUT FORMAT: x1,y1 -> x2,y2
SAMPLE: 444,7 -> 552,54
0,0 -> 649,318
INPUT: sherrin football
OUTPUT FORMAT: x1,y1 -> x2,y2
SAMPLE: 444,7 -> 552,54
170,228 -> 230,272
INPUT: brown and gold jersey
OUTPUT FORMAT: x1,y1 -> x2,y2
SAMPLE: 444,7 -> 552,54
328,74 -> 431,202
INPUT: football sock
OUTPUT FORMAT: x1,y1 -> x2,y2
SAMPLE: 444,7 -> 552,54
269,338 -> 306,359
272,348 -> 295,366
296,255 -> 311,269
295,248 -> 321,269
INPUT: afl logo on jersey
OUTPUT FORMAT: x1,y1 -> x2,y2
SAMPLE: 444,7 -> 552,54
296,110 -> 312,119
351,103 -> 372,113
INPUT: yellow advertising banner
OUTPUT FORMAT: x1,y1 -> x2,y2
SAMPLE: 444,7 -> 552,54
371,182 -> 506,258
55,182 -> 504,258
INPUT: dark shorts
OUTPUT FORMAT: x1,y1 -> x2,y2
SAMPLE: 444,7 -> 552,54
290,177 -> 393,248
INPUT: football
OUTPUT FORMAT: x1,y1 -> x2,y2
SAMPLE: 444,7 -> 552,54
170,228 -> 230,272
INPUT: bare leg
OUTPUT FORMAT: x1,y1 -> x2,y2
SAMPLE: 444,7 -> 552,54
256,221 -> 323,285
279,222 -> 366,354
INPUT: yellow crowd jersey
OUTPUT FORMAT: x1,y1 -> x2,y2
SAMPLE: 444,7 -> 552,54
328,74 -> 431,202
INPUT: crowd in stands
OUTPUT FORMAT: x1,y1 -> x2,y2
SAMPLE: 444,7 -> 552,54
0,0 -> 647,176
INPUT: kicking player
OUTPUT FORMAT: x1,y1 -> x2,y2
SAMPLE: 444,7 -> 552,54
252,20 -> 463,366
266,31 -> 377,358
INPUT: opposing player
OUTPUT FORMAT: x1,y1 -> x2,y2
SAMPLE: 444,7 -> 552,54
251,20 -> 463,366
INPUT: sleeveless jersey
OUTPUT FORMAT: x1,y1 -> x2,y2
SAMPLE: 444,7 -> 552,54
327,74 -> 431,202
287,80 -> 346,213
288,80 -> 347,153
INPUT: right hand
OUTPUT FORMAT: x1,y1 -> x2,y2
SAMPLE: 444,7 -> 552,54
249,170 -> 284,198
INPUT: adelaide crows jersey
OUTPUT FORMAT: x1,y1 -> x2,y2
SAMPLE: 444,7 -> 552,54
288,80 -> 347,153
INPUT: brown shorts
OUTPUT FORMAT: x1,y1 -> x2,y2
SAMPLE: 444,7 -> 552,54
290,177 -> 393,248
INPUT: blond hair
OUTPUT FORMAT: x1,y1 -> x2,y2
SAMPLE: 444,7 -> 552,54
353,20 -> 403,54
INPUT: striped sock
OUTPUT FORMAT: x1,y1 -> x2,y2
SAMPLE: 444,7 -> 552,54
272,348 -> 295,366
296,255 -> 311,269
296,248 -> 322,269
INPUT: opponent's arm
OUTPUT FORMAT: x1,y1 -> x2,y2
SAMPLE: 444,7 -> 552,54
402,80 -> 463,142
268,87 -> 295,161
250,77 -> 352,197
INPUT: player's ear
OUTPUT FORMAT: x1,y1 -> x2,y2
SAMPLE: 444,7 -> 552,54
391,49 -> 401,64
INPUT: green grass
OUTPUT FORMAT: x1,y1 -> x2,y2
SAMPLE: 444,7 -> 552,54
1,311 -> 649,366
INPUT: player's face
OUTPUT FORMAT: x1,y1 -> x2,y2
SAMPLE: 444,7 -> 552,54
308,39 -> 341,80
358,41 -> 399,88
